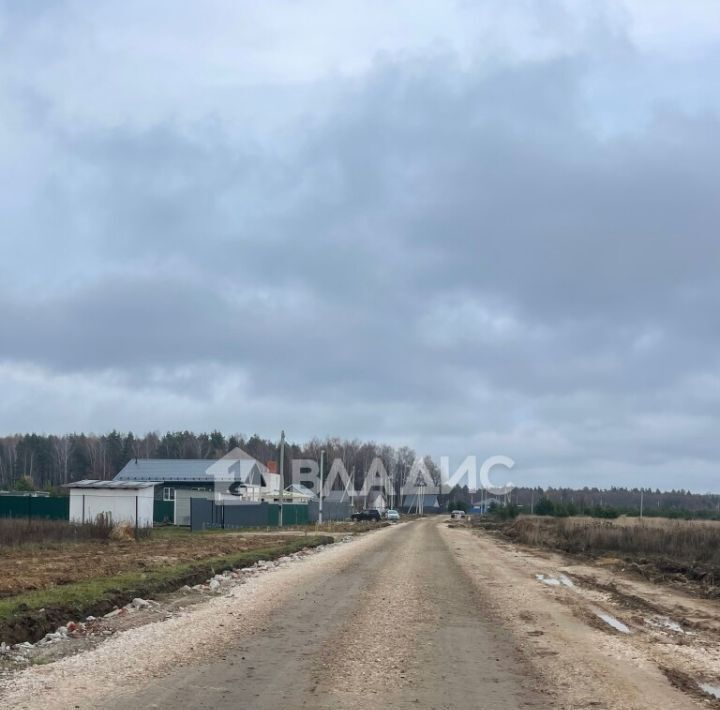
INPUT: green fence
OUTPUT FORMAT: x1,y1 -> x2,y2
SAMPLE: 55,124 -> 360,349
267,504 -> 309,526
0,496 -> 69,520
153,499 -> 174,525
0,496 -> 175,525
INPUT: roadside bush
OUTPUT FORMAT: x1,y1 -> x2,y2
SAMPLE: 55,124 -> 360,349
534,497 -> 621,519
110,521 -> 152,541
492,503 -> 520,520
534,497 -> 555,516
446,500 -> 469,513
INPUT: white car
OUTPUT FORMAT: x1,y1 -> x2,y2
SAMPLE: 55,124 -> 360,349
386,509 -> 400,521
450,510 -> 466,520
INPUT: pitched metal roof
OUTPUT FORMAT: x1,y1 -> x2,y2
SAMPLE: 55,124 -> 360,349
66,479 -> 159,489
285,483 -> 317,499
115,450 -> 268,484
116,459 -> 217,482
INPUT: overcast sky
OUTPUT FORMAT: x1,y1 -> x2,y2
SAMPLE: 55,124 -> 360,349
1,1 -> 719,491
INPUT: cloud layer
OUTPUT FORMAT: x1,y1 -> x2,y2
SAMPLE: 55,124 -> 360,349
1,1 -> 719,490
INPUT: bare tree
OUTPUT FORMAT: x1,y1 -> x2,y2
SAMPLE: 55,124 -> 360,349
52,436 -> 72,484
86,437 -> 107,479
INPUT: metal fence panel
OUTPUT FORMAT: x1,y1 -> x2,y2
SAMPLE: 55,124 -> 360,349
190,497 -> 214,531
308,500 -> 351,522
0,496 -> 69,520
0,496 -> 30,518
30,497 -> 69,519
223,503 -> 270,528
280,504 -> 308,525
153,500 -> 174,525
190,501 -> 315,530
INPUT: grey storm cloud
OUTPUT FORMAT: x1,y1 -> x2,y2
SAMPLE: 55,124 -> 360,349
1,0 -> 720,490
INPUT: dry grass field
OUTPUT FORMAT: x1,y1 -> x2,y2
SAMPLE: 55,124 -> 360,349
0,524 -> 334,645
505,515 -> 720,580
0,525 -> 305,597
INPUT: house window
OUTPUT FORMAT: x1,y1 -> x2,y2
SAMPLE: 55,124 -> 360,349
163,487 -> 176,501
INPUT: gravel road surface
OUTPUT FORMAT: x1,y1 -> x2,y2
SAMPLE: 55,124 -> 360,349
5,518 -> 714,709
107,518 -> 544,709
3,520 -> 543,709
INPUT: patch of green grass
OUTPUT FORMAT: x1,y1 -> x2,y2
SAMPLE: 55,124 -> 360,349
147,526 -> 307,538
0,535 -> 333,645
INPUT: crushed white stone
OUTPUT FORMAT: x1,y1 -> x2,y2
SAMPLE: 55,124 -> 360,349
0,530 -> 395,710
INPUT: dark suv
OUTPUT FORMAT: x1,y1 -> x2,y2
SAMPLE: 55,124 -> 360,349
351,509 -> 381,522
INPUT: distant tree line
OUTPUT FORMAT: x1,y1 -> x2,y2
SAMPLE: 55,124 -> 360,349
445,483 -> 720,520
0,431 -> 437,500
509,486 -> 720,519
526,496 -> 720,520
3,433 -> 717,517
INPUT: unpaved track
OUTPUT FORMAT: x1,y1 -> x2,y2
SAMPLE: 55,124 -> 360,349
445,522 -> 720,709
2,519 -> 543,709
106,518 -> 543,709
5,518 -> 712,709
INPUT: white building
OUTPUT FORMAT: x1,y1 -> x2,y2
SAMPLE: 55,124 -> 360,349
67,480 -> 158,527
283,483 -> 317,502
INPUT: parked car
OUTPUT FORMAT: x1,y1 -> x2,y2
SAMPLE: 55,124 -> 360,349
386,509 -> 400,521
450,510 -> 466,520
351,509 -> 382,522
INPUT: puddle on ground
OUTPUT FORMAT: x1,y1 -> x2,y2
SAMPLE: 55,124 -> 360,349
698,682 -> 720,700
558,574 -> 574,588
536,574 -> 561,586
647,616 -> 684,634
593,609 -> 631,634
536,573 -> 575,588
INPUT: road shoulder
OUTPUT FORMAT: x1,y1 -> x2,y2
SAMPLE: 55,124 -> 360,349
442,520 -> 716,709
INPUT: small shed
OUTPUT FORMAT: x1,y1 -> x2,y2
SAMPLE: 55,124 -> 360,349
66,480 -> 159,527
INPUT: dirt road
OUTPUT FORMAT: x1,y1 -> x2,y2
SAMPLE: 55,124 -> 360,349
100,518 -> 544,709
3,518 -> 718,709
445,521 -> 720,709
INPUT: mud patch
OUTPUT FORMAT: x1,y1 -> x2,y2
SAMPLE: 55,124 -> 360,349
699,682 -> 720,700
646,616 -> 685,634
661,667 -> 720,708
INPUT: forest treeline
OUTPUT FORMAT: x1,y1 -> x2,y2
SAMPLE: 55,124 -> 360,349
445,484 -> 720,517
0,431 -> 435,493
1,432 -> 718,517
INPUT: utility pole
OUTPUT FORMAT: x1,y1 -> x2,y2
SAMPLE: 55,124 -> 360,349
640,489 -> 644,519
319,449 -> 325,525
278,430 -> 285,528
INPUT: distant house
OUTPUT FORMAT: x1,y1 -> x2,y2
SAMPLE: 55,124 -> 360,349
400,493 -> 440,514
114,448 -> 280,525
283,483 -> 317,501
470,496 -> 506,515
